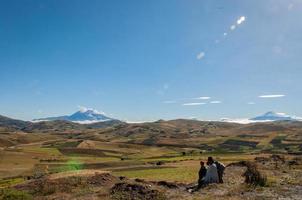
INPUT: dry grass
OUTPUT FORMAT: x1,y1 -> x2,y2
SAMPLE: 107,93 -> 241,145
228,161 -> 267,186
48,169 -> 110,180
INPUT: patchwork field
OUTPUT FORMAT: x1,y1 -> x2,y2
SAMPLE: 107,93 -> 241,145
1,119 -> 302,199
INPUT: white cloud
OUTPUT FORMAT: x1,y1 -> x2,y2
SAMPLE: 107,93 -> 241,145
230,25 -> 236,30
196,52 -> 205,60
223,32 -> 227,36
194,96 -> 211,100
188,116 -> 198,120
221,118 -> 253,124
183,102 -> 206,106
77,105 -> 105,115
210,101 -> 222,104
78,105 -> 88,112
237,16 -> 246,25
163,100 -> 176,104
247,102 -> 255,105
125,120 -> 157,124
258,94 -> 285,98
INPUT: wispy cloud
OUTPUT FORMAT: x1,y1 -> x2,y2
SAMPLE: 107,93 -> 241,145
183,102 -> 206,106
196,51 -> 205,60
77,105 -> 105,114
258,94 -> 285,98
210,101 -> 222,104
78,105 -> 89,112
193,96 -> 211,100
163,100 -> 176,104
247,102 -> 256,105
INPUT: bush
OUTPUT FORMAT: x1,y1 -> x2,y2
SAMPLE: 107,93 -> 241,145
241,161 -> 267,186
110,183 -> 166,200
0,188 -> 33,200
228,161 -> 267,187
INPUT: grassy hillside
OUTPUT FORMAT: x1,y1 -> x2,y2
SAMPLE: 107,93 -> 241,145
0,117 -> 302,199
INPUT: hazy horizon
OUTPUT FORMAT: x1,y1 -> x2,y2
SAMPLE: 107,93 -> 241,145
1,0 -> 301,121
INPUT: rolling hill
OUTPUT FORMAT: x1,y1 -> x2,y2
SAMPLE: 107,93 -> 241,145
0,115 -> 31,130
1,114 -> 302,154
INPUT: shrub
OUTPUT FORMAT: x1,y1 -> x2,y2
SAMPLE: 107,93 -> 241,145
110,183 -> 166,200
0,188 -> 33,200
242,161 -> 267,186
228,161 -> 267,187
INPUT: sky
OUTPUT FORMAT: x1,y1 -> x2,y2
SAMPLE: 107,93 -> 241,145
0,0 -> 302,122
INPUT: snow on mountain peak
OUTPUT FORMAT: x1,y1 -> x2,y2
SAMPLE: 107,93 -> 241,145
78,106 -> 105,115
33,107 -> 113,124
263,111 -> 288,117
221,111 -> 302,124
250,111 -> 298,121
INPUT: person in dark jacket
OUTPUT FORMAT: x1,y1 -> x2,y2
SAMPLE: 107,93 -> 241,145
187,161 -> 207,193
198,161 -> 207,187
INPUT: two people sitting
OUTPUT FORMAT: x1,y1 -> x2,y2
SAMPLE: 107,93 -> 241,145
190,157 -> 225,192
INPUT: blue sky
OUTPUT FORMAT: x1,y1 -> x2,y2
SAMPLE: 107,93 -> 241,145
0,0 -> 301,121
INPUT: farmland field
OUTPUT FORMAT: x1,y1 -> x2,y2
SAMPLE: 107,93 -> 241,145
1,119 -> 302,199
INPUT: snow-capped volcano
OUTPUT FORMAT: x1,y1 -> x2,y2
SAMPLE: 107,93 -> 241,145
33,108 -> 114,124
68,109 -> 112,122
250,111 -> 301,121
221,111 -> 302,124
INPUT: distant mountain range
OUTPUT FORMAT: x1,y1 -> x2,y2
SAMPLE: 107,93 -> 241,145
33,109 -> 114,124
0,114 -> 31,130
0,113 -> 122,133
34,110 -> 302,125
1,110 -> 302,143
250,111 -> 302,121
1,110 -> 301,131
222,111 -> 302,124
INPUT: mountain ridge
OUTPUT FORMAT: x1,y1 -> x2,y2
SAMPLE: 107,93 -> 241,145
0,114 -> 31,130
1,111 -> 302,133
250,111 -> 301,121
33,109 -> 114,124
